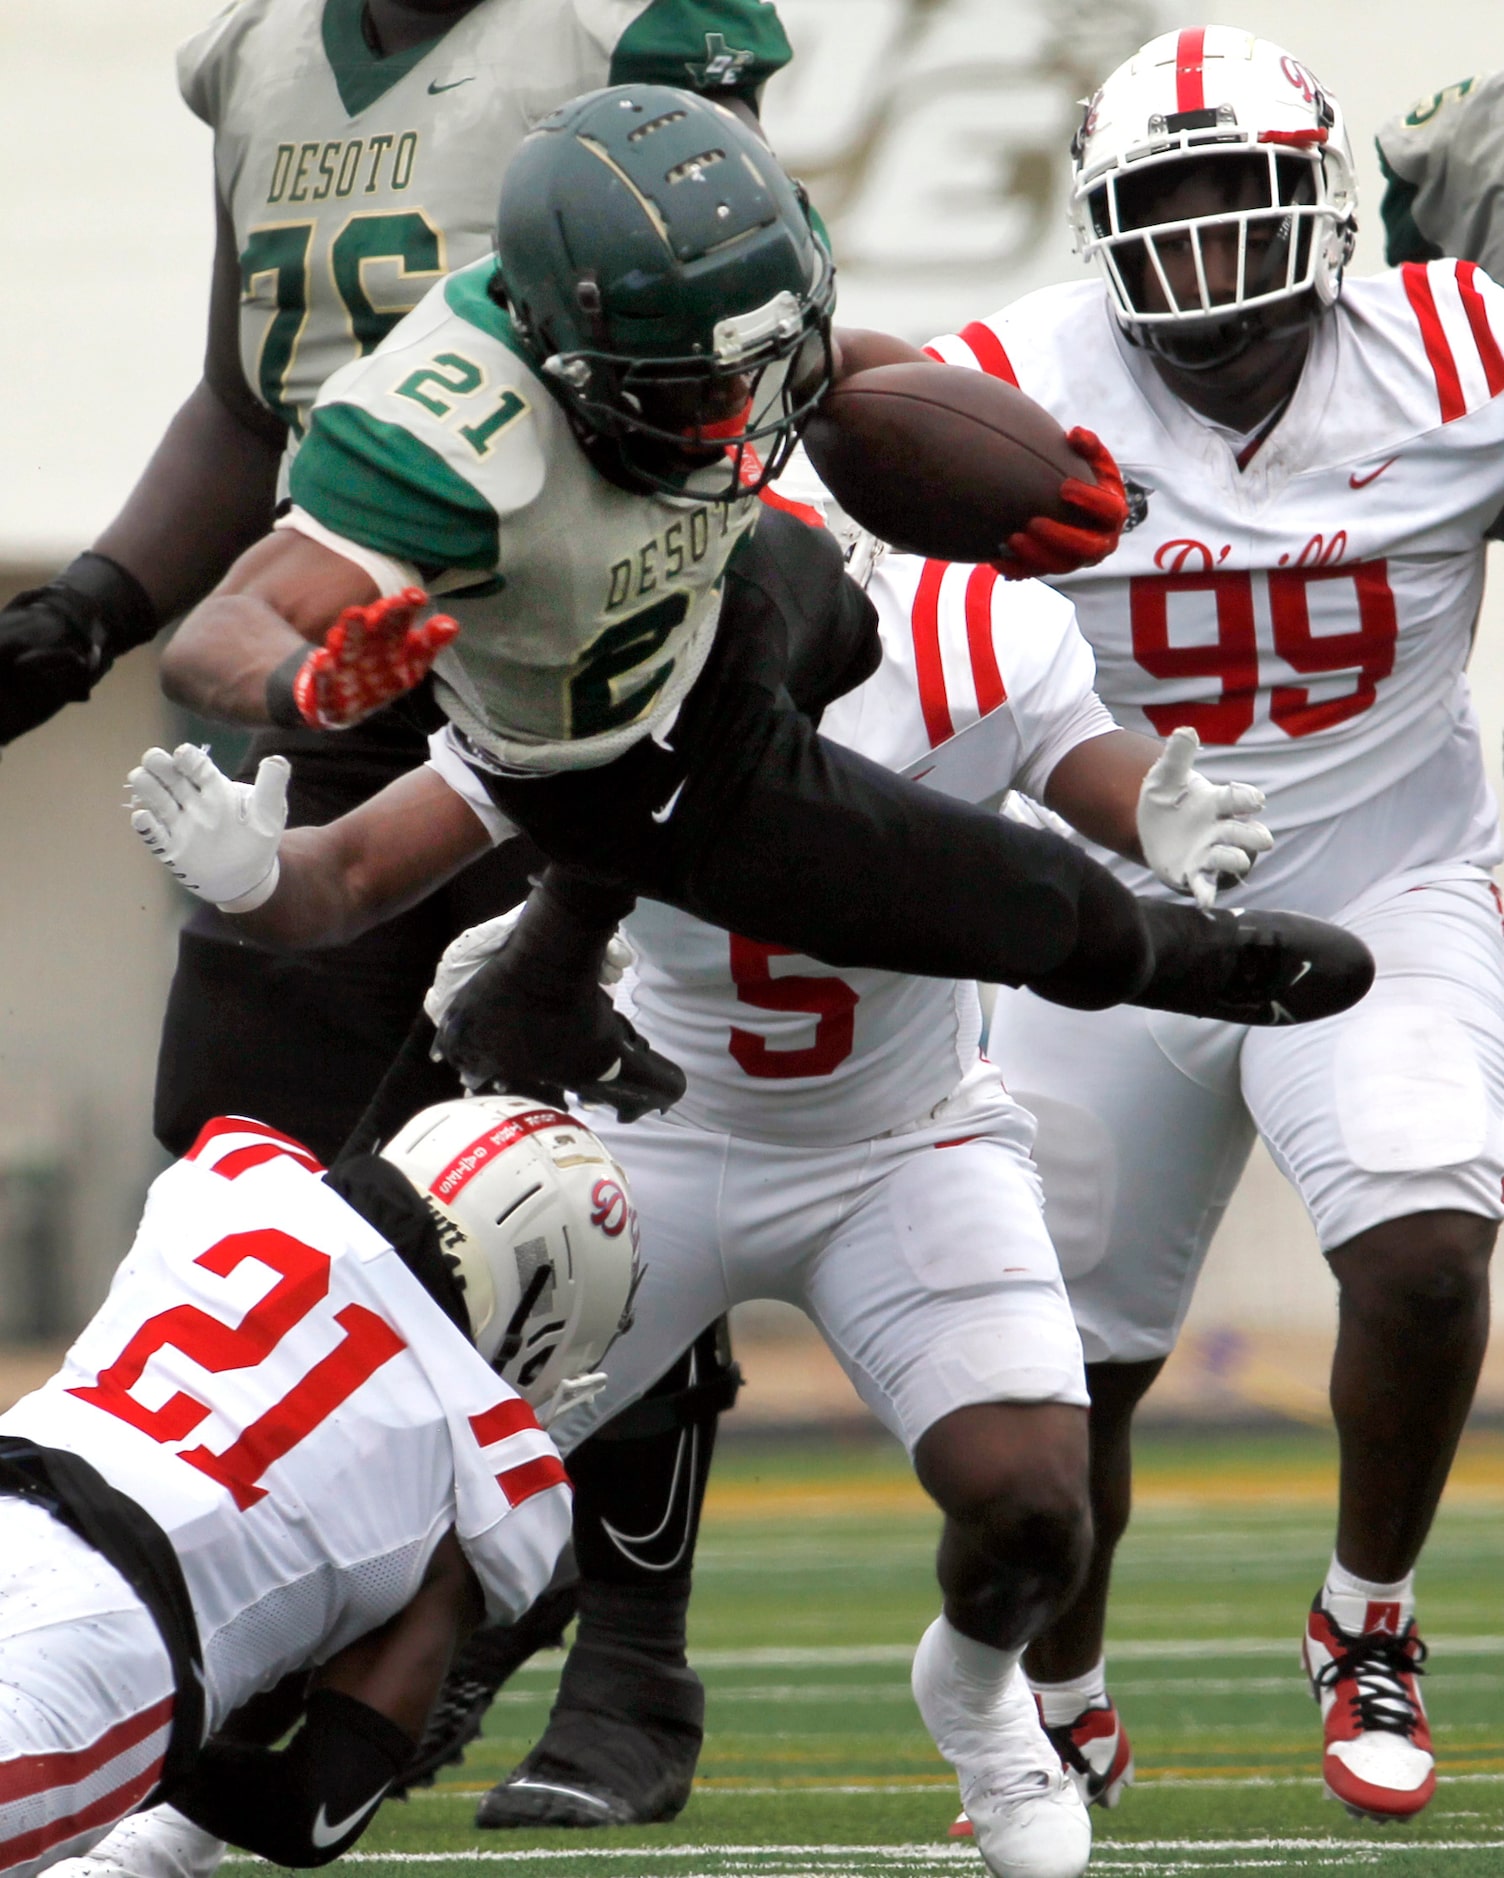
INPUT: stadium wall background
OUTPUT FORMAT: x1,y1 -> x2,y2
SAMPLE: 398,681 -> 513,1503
3,0 -> 1503,1413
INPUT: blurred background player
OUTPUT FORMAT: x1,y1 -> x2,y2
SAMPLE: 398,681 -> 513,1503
125,511 -> 1298,1877
0,1092 -> 639,1878
927,25 -> 1504,1824
0,1 -> 796,1841
1376,69 -> 1504,277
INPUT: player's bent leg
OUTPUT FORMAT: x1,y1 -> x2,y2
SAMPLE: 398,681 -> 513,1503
1241,870 -> 1504,1822
994,993 -> 1255,1812
1017,1357 -> 1163,1813
474,1322 -> 739,1830
800,1098 -> 1093,1878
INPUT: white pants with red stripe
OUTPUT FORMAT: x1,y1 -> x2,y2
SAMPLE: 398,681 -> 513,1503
0,1502 -> 175,1878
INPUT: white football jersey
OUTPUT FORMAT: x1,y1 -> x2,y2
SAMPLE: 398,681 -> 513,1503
434,554 -> 1115,1143
178,0 -> 793,439
926,265 -> 1504,914
0,1120 -> 570,1732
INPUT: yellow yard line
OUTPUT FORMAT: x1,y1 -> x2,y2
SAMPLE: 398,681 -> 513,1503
704,1437 -> 1504,1520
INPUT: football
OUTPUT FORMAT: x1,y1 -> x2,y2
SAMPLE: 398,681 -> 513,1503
800,362 -> 1089,563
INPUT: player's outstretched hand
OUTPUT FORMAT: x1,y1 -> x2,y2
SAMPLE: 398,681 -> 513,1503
1138,726 -> 1273,909
128,743 -> 289,911
994,427 -> 1130,580
427,904 -> 685,1124
292,587 -> 459,730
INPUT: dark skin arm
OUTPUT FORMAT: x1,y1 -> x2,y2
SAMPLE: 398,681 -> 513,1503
315,1528 -> 485,1742
1042,728 -> 1158,866
157,325 -> 938,724
94,192 -> 287,622
247,764 -> 495,949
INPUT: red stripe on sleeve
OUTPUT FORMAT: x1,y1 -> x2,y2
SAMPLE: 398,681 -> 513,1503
0,1697 -> 173,1806
1457,261 -> 1504,398
210,1142 -> 321,1181
469,1398 -> 540,1448
957,322 -> 1019,386
758,486 -> 826,529
962,565 -> 1007,716
1174,27 -> 1206,112
911,560 -> 954,746
922,344 -> 944,361
1402,262 -> 1466,422
186,1117 -> 324,1173
497,1453 -> 569,1508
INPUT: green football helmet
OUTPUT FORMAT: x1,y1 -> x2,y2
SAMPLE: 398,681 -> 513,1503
493,84 -> 836,500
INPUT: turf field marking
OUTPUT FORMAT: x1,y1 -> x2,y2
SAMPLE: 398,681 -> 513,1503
224,1838 -> 1504,1862
486,1635 -> 1504,1673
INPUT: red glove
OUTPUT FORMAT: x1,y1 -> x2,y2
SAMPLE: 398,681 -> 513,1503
291,588 -> 459,730
994,427 -> 1130,581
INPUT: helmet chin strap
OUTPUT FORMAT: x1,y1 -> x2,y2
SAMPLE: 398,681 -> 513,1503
1128,297 -> 1319,376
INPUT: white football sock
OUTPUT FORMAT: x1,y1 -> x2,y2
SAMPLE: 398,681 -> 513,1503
1027,1657 -> 1109,1727
1324,1555 -> 1415,1634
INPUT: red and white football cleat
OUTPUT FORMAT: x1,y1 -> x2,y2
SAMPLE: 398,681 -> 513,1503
949,1697 -> 1133,1835
1302,1594 -> 1435,1821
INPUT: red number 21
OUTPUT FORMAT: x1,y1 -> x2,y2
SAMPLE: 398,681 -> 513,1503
69,1228 -> 405,1509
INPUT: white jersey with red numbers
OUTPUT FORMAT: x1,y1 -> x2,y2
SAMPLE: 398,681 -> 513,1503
925,264 -> 1504,916
0,1120 -> 570,1734
434,556 -> 1115,1145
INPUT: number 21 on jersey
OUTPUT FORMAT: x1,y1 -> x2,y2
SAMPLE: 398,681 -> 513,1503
70,1229 -> 405,1510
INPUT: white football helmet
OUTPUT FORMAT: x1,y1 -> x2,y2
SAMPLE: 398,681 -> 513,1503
381,1095 -> 641,1421
1069,28 -> 1357,360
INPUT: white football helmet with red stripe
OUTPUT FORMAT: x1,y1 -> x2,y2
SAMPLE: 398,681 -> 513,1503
1069,28 -> 1357,355
381,1095 -> 640,1418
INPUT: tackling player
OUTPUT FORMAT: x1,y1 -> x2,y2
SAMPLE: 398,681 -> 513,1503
0,1094 -> 638,1878
926,25 -> 1504,1824
126,526 -> 1292,1878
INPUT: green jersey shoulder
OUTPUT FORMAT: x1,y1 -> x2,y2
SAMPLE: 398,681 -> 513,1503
177,0 -> 792,437
1376,71 -> 1504,277
289,259 -> 759,772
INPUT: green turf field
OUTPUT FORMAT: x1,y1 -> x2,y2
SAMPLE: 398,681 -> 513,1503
252,1427 -> 1504,1876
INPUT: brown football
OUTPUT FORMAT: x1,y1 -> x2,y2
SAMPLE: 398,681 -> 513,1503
800,362 -> 1086,563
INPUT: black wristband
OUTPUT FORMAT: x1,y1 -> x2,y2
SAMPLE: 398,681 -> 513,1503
265,645 -> 311,728
59,552 -> 159,658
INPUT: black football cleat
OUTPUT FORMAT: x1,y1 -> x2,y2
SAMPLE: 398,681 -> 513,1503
1134,903 -> 1375,1028
475,1643 -> 704,1829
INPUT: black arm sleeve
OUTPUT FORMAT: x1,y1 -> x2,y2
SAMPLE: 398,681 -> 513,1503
171,1689 -> 412,1868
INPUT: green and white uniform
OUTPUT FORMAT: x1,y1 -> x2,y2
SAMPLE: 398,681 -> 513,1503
178,0 -> 793,441
1376,72 -> 1504,274
283,258 -> 760,771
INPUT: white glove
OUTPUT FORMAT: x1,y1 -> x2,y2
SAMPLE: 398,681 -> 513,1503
1137,726 -> 1273,910
423,910 -> 637,1032
128,744 -> 289,913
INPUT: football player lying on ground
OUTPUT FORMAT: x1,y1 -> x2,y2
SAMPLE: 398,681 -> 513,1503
129,528 -> 1366,1878
928,25 -> 1504,1826
0,1094 -> 639,1878
152,79 -> 1371,1113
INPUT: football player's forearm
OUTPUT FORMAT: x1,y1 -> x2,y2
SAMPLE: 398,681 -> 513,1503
159,593 -> 310,723
233,778 -> 494,949
93,381 -> 285,626
1041,729 -> 1154,864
